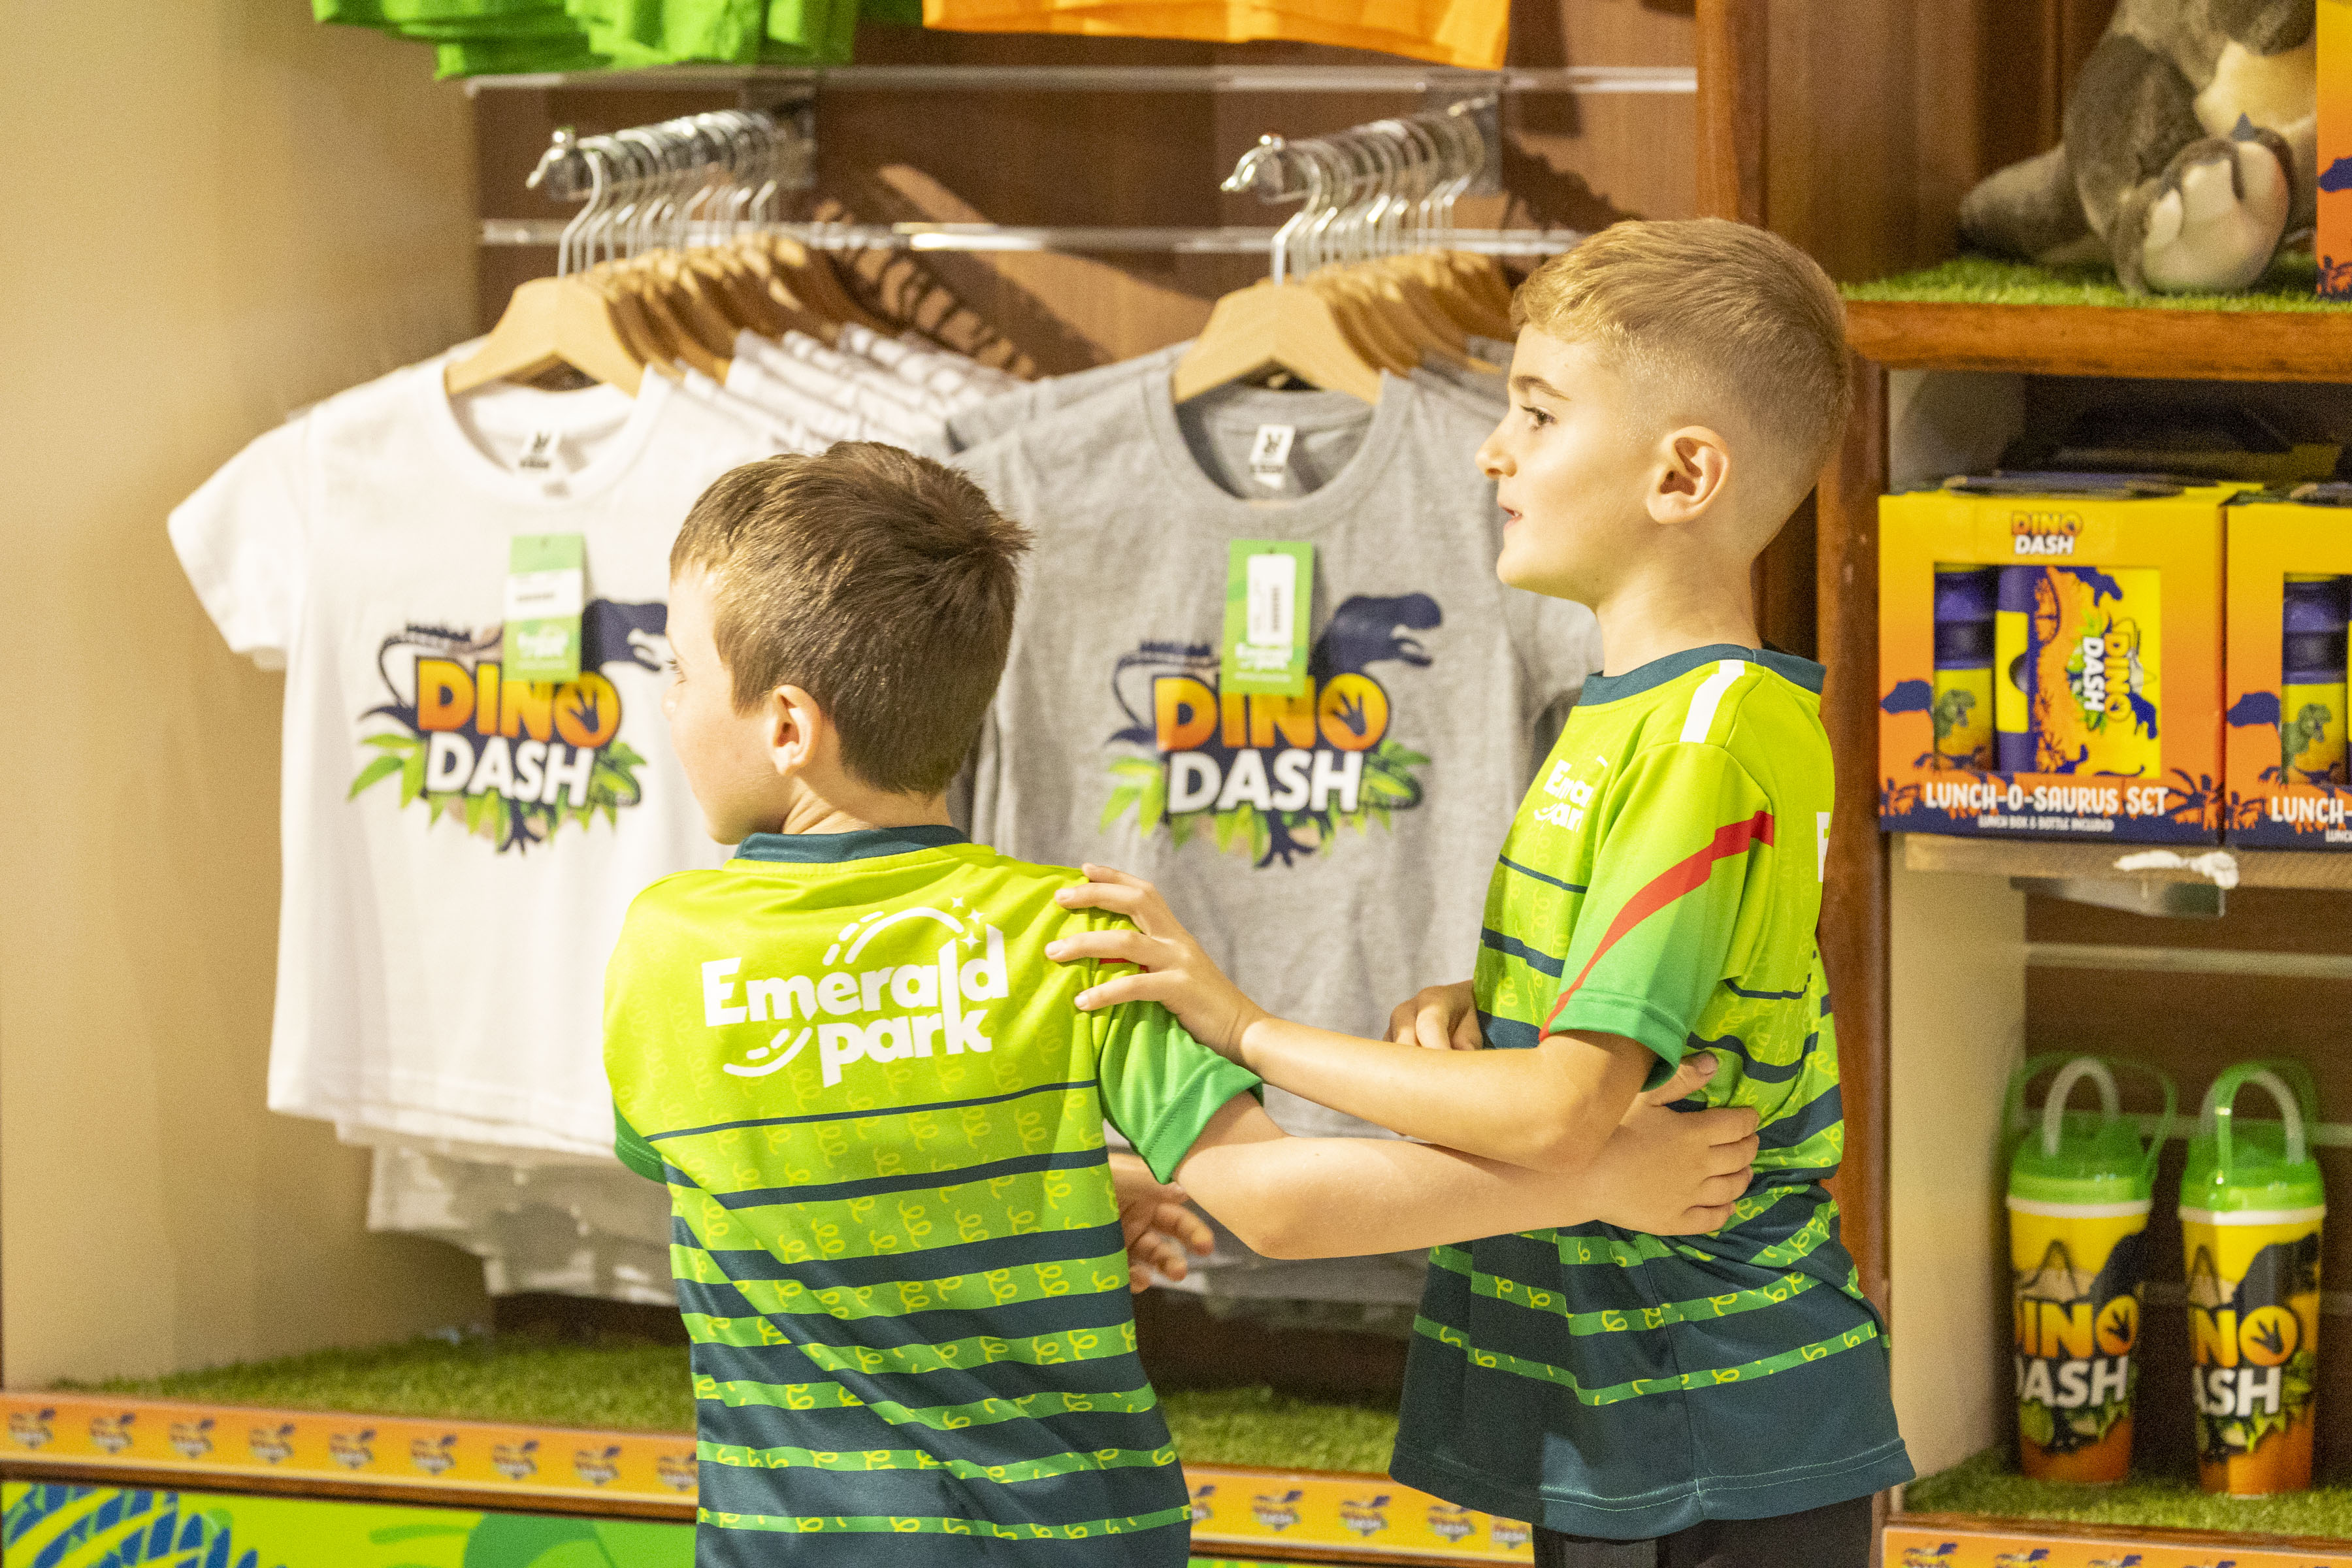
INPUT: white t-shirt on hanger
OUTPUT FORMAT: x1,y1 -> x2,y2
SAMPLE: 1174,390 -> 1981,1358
731,331 -> 953,447
170,363 -> 787,1157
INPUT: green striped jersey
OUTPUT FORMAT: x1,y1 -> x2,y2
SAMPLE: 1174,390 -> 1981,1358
1392,647 -> 1911,1537
602,825 -> 1259,1567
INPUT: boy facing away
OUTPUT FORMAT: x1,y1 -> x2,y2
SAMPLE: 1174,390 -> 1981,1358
600,443 -> 1765,1566
1053,220 -> 1914,1568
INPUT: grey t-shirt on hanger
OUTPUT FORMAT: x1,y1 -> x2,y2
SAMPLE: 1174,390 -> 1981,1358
955,371 -> 1601,1145
945,341 -> 1194,452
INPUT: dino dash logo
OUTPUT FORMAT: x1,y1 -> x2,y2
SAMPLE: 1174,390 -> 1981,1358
348,599 -> 664,853
88,1414 -> 136,1456
493,1439 -> 540,1480
329,1429 -> 376,1469
7,1410 -> 52,1450
1338,1495 -> 1390,1537
574,1445 -> 623,1486
249,1424 -> 297,1465
1250,1490 -> 1303,1531
169,1418 -> 216,1460
1427,1503 -> 1480,1544
657,1451 -> 697,1492
411,1434 -> 459,1475
1102,595 -> 1438,868
2010,508 -> 2083,557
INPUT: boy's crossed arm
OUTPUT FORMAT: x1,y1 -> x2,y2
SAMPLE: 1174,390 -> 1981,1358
1051,866 -> 1667,1177
1168,1067 -> 1756,1259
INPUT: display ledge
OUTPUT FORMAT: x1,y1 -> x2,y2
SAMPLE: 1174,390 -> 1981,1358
1891,1446 -> 2352,1564
0,1392 -> 1515,1565
1842,257 -> 2352,382
1897,832 -> 2352,891
1887,1514 -> 2352,1566
1,1337 -> 1492,1563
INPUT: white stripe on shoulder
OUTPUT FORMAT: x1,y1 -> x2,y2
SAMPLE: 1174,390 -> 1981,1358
1679,659 -> 1747,743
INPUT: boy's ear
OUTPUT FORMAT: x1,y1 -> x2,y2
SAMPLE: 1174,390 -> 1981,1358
766,684 -> 828,776
1648,427 -> 1732,527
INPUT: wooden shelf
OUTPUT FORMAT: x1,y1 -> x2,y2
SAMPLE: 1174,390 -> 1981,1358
1897,832 -> 2352,891
1889,1511 -> 2352,1566
1844,297 -> 2352,383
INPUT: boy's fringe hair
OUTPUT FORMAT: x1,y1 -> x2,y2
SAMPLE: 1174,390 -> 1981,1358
1514,218 -> 1851,490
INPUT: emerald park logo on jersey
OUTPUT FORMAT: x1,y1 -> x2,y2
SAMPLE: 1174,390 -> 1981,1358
348,600 -> 666,854
1101,595 -> 1439,868
698,898 -> 1008,1088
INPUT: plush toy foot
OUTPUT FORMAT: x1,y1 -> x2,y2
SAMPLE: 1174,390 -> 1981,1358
2135,133 -> 2291,293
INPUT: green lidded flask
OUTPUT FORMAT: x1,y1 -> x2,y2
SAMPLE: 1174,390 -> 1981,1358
2004,1054 -> 2174,1483
2181,1060 -> 2327,1495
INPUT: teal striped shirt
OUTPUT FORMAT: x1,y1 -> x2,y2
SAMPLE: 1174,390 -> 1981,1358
1392,647 -> 1912,1537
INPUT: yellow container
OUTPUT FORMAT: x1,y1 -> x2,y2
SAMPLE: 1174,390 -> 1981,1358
2181,1063 -> 2327,1495
2005,1056 -> 2172,1483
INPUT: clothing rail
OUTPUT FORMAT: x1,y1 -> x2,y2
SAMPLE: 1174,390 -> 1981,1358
462,63 -> 1692,95
479,218 -> 1583,255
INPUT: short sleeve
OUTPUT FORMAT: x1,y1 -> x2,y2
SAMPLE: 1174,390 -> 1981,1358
1545,744 -> 1776,1081
613,1105 -> 664,1183
1093,986 -> 1262,1183
1503,591 -> 1602,749
167,420 -> 310,671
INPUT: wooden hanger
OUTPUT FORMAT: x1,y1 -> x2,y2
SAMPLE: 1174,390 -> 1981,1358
1354,259 -> 1474,364
1172,282 -> 1384,404
760,236 -> 891,335
728,238 -> 844,344
444,274 -> 647,397
1303,270 -> 1420,374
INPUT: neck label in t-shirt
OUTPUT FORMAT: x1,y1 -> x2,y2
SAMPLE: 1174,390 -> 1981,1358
1247,423 -> 1296,489
1223,540 -> 1314,697
504,533 -> 586,685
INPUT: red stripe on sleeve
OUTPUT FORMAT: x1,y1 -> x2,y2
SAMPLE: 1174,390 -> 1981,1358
1542,810 -> 1774,1034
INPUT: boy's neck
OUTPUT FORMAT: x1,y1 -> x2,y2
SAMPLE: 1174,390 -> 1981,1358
758,789 -> 955,840
1590,564 -> 1761,679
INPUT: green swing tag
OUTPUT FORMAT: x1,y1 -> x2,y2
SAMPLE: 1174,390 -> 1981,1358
1221,540 -> 1314,697
504,533 -> 586,685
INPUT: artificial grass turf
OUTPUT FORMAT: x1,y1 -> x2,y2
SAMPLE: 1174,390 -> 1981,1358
1841,252 -> 2352,313
1906,1446 -> 2352,1541
62,1333 -> 1404,1473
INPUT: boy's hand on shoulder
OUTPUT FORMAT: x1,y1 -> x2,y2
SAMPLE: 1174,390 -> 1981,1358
1046,866 -> 1267,1059
1585,1054 -> 1759,1235
1110,1150 -> 1214,1291
1388,980 -> 1483,1051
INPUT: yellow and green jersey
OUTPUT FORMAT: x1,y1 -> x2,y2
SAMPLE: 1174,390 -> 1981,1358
1392,646 -> 1912,1537
603,825 -> 1259,1566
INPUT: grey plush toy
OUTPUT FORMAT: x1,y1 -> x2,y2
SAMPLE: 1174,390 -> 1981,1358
1960,0 -> 2314,293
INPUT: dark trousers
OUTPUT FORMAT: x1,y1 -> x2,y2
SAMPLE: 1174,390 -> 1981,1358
1532,1494 -> 1874,1568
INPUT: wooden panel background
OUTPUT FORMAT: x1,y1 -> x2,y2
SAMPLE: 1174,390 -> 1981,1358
476,0 -> 1703,368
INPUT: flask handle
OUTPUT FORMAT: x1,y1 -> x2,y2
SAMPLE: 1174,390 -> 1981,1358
2006,1053 -> 2176,1183
2040,1057 -> 2119,1160
2202,1061 -> 2311,1174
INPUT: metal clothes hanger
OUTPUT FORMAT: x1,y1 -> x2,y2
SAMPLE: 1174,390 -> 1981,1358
445,138 -> 649,396
1173,99 -> 1506,404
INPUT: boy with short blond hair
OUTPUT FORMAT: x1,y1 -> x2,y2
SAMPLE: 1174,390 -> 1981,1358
1053,220 -> 1912,1568
603,442 -> 1763,1567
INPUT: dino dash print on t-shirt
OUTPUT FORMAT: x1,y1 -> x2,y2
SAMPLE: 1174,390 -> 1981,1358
1102,593 -> 1440,868
349,598 -> 668,854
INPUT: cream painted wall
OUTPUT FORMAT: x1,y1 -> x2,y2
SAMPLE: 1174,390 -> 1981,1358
1888,857 -> 2027,1477
0,1 -> 491,1384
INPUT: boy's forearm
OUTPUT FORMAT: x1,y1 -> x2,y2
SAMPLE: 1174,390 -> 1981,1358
1233,1015 -> 1653,1173
1177,1109 -> 1612,1258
